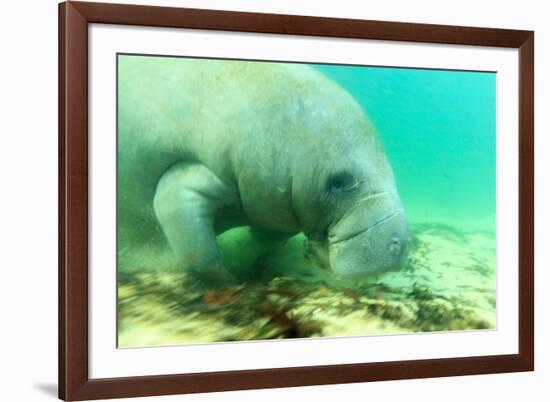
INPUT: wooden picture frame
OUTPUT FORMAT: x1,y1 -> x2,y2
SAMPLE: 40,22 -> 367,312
59,1 -> 534,400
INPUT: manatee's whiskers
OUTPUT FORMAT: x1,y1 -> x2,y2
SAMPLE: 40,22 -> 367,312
357,191 -> 392,204
329,209 -> 403,245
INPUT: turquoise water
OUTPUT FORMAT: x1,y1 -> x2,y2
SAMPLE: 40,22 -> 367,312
315,64 -> 496,231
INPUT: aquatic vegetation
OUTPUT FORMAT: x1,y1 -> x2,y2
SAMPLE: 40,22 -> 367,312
118,224 -> 496,347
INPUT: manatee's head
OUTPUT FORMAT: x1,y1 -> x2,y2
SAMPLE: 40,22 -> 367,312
280,65 -> 410,278
309,164 -> 409,278
300,123 -> 409,278
327,186 -> 409,278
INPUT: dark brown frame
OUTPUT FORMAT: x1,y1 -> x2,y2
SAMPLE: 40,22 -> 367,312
59,1 -> 534,400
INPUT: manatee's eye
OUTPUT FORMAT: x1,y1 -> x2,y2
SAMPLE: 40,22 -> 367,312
326,172 -> 357,193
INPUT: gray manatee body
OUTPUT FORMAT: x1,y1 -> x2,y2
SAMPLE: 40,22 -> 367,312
118,56 -> 409,283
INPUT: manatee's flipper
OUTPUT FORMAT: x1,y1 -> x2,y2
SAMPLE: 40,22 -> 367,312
153,161 -> 237,286
304,237 -> 331,270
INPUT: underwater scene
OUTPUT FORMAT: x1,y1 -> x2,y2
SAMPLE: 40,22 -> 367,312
117,54 -> 496,347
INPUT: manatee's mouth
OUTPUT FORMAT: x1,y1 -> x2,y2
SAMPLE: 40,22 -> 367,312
329,208 -> 404,246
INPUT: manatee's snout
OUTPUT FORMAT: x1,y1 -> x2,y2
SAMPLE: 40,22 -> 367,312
328,192 -> 409,278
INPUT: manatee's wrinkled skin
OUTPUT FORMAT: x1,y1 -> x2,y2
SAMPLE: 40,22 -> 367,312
118,56 -> 409,284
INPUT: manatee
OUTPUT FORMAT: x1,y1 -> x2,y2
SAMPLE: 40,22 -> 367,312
118,56 -> 409,284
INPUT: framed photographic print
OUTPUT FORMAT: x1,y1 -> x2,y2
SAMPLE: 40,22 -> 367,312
59,1 -> 534,400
